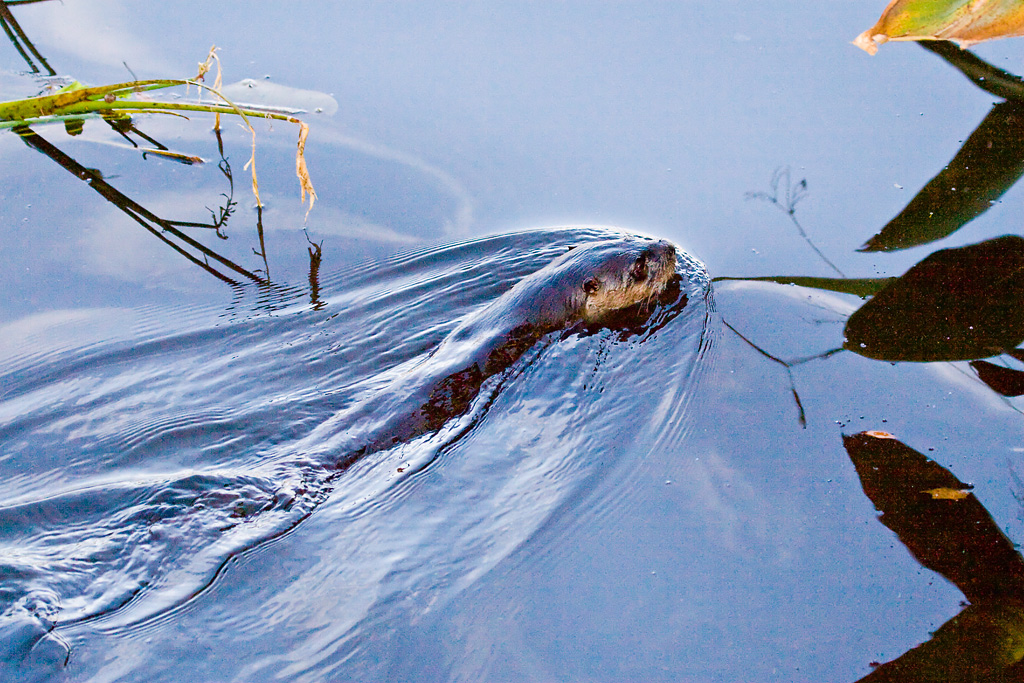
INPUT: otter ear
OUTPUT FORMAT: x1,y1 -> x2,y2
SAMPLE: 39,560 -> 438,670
583,278 -> 600,295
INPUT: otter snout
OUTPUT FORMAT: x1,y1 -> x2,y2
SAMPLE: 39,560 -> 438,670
640,240 -> 676,287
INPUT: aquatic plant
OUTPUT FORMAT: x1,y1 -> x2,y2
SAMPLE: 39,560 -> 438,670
0,47 -> 316,213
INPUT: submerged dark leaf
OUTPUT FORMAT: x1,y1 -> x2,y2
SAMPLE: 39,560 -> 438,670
861,101 -> 1024,252
970,359 -> 1024,396
857,603 -> 1024,683
846,430 -> 1024,682
843,431 -> 1024,603
921,41 -> 1024,105
844,235 -> 1024,361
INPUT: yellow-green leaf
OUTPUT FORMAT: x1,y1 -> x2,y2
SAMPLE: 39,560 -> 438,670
924,487 -> 972,500
855,0 -> 1024,55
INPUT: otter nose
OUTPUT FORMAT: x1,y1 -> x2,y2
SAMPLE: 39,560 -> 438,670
645,240 -> 675,262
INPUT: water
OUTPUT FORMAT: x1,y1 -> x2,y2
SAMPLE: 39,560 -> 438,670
0,227 -> 714,681
3,1 -> 1024,681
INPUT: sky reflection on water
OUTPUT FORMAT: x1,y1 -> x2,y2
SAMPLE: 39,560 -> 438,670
2,2 -> 1024,681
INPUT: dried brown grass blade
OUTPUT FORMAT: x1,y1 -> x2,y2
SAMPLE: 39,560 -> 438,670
295,121 -> 316,217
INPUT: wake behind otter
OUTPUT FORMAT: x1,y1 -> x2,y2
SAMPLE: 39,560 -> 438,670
27,228 -> 709,637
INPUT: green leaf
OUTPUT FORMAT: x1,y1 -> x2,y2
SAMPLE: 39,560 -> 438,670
0,80 -> 181,123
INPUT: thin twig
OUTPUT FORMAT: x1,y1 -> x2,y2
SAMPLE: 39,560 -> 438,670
253,204 -> 269,277
0,1 -> 55,75
722,318 -> 808,428
747,167 -> 846,277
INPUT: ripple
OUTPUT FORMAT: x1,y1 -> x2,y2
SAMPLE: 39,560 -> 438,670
0,228 -> 713,680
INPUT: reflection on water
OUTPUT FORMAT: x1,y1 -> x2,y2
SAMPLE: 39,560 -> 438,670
17,126 -> 268,286
0,2 -> 53,76
0,227 -> 713,681
861,101 -> 1024,252
845,235 -> 1024,362
845,431 -> 1024,680
4,1 -> 1024,680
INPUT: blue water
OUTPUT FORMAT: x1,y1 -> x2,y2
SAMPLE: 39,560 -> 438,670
0,227 -> 715,681
4,1 -> 1024,680
7,226 -> 1022,682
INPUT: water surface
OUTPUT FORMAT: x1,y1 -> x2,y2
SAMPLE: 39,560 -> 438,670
2,2 -> 1024,681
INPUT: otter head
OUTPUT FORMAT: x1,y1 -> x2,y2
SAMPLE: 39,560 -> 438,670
559,237 -> 677,324
577,238 -> 676,323
456,235 -> 679,347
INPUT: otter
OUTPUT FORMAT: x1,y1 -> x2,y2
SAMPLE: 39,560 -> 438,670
50,235 -> 682,629
312,235 -> 679,468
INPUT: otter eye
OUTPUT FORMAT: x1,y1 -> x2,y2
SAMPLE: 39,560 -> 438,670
583,279 -> 600,295
630,255 -> 648,282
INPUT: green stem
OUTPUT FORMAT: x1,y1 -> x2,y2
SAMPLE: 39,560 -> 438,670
0,79 -> 298,127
